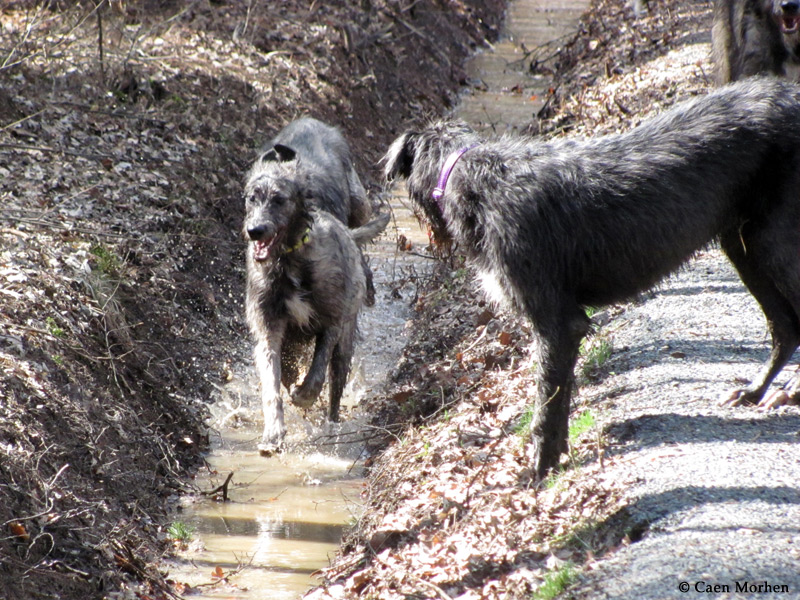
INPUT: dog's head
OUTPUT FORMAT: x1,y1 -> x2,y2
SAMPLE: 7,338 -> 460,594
243,144 -> 310,263
383,120 -> 478,246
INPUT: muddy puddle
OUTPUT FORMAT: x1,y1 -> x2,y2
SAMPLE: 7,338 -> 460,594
165,1 -> 586,597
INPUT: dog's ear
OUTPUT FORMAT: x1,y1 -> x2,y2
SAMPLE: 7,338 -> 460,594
261,144 -> 297,163
383,132 -> 416,181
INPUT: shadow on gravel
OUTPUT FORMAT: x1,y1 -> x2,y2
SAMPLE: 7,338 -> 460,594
595,339 -> 770,380
594,484 -> 800,544
605,412 -> 800,454
650,281 -> 745,297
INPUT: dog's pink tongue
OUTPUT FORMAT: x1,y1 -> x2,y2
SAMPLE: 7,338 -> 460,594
253,236 -> 276,261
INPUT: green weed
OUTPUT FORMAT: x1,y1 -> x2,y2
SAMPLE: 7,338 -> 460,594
90,244 -> 121,277
416,440 -> 431,459
568,410 -> 596,446
580,336 -> 612,378
167,93 -> 186,107
533,562 -> 576,600
45,317 -> 66,338
542,465 -> 568,491
514,403 -> 536,439
167,521 -> 195,543
452,267 -> 468,283
182,217 -> 211,236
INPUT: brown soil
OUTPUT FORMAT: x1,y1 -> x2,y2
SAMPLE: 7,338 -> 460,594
0,1 -> 503,598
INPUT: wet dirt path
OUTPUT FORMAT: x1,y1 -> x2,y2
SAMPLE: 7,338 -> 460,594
166,1 -> 587,597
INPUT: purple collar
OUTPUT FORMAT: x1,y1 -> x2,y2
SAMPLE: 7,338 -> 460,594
431,144 -> 478,207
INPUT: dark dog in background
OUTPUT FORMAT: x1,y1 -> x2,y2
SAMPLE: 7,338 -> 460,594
384,77 -> 800,480
265,117 -> 373,227
261,117 -> 380,304
245,118 -> 389,454
713,0 -> 800,83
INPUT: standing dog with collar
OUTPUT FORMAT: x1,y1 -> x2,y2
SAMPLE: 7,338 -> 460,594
384,77 -> 800,480
244,119 -> 389,454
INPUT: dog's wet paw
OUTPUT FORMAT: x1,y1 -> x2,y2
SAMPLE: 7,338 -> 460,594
257,441 -> 283,456
290,383 -> 319,408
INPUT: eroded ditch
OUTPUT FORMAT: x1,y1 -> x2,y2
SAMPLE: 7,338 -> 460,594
165,1 -> 587,597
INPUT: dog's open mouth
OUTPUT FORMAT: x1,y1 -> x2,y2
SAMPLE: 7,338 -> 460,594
252,233 -> 282,262
782,15 -> 800,34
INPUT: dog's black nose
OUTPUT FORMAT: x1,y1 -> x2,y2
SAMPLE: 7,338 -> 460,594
247,225 -> 267,241
783,1 -> 800,15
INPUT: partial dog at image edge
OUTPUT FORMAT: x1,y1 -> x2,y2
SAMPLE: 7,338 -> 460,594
712,0 -> 800,83
244,118 -> 389,454
384,77 -> 800,480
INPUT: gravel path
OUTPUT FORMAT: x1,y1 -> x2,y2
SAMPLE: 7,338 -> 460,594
571,249 -> 800,599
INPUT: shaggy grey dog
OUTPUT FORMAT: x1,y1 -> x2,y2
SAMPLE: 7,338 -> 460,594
384,77 -> 800,479
245,120 -> 388,454
713,0 -> 800,83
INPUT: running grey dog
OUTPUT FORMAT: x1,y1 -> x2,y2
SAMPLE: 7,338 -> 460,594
713,0 -> 800,83
384,77 -> 800,480
245,120 -> 389,454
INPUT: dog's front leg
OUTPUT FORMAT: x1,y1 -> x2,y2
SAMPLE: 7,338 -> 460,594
255,323 -> 286,455
529,312 -> 589,481
291,327 -> 340,409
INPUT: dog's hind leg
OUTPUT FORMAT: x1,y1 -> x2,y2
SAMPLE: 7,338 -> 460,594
290,327 -> 341,408
719,225 -> 800,407
255,322 -> 287,455
346,166 -> 372,228
328,337 -> 354,423
528,306 -> 592,480
361,252 -> 377,307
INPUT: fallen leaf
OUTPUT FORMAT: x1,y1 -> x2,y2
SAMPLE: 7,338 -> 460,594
476,309 -> 493,326
9,522 -> 29,540
393,390 -> 413,404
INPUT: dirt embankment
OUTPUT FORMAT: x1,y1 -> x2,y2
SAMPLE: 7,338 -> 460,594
0,1 -> 503,597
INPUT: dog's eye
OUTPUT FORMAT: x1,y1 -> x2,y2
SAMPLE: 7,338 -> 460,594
246,191 -> 268,205
271,195 -> 286,206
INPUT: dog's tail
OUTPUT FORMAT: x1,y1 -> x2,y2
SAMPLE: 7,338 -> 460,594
352,212 -> 390,244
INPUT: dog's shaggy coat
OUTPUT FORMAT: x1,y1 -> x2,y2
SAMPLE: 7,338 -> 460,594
384,77 -> 800,479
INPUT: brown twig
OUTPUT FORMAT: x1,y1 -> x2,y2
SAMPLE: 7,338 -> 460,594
202,472 -> 234,501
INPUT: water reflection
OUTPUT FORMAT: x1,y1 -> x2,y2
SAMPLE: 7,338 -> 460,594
167,447 -> 363,599
194,515 -> 344,543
